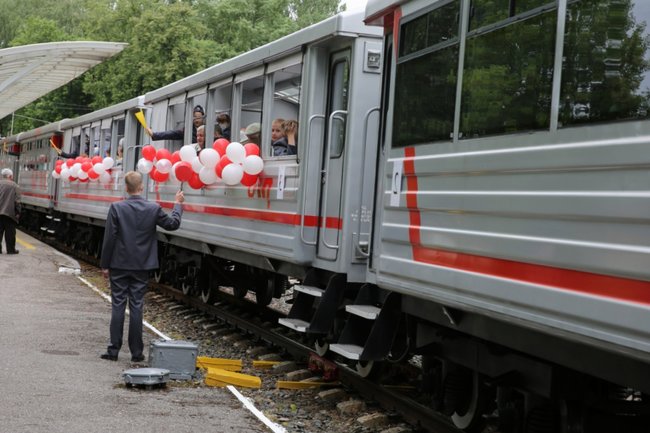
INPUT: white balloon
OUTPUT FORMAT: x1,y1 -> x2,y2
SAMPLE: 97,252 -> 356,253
226,142 -> 246,164
191,156 -> 203,174
221,163 -> 244,186
99,171 -> 112,184
93,163 -> 106,174
70,162 -> 81,177
52,170 -> 61,179
242,155 -> 264,175
156,158 -> 172,174
103,156 -> 115,169
77,170 -> 89,180
199,148 -> 220,168
199,166 -> 218,185
167,167 -> 181,185
180,144 -> 197,162
137,158 -> 153,174
60,167 -> 70,178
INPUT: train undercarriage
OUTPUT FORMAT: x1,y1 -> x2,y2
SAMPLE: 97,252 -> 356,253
20,206 -> 650,433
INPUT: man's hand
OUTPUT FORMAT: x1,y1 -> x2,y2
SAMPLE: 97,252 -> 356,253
145,127 -> 153,137
175,190 -> 185,203
102,269 -> 109,279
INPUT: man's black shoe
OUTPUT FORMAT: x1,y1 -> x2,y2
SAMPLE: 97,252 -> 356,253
100,353 -> 118,361
6,250 -> 18,254
131,355 -> 145,362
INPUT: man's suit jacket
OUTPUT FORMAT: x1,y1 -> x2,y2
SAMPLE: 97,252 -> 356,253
100,195 -> 182,270
0,179 -> 21,222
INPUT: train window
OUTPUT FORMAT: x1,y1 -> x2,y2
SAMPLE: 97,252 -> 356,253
238,76 -> 264,146
209,83 -> 232,142
559,0 -> 650,127
100,121 -> 111,158
460,10 -> 556,138
328,57 -> 349,158
470,0 -> 554,31
270,63 -> 301,157
400,0 -> 459,57
167,102 -> 185,151
189,92 -> 206,148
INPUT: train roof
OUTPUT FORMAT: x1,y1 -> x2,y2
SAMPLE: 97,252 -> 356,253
364,0 -> 406,25
0,41 -> 128,120
4,120 -> 67,144
144,10 -> 382,104
60,96 -> 144,129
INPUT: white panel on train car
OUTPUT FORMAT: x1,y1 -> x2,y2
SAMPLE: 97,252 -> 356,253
266,52 -> 303,74
209,76 -> 233,90
151,100 -> 169,133
168,93 -> 185,106
187,86 -> 206,98
234,66 -> 264,83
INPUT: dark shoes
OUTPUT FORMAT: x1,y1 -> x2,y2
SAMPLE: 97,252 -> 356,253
100,353 -> 118,361
6,250 -> 18,255
131,355 -> 145,363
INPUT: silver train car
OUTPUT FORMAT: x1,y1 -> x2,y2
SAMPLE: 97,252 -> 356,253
287,0 -> 650,431
11,11 -> 383,308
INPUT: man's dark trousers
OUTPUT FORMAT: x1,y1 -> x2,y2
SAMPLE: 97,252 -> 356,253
0,215 -> 16,253
107,269 -> 149,358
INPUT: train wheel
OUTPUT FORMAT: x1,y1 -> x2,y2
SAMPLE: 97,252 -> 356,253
233,286 -> 248,299
200,286 -> 216,304
444,369 -> 490,432
181,281 -> 192,295
254,278 -> 274,306
355,360 -> 374,378
314,337 -> 329,356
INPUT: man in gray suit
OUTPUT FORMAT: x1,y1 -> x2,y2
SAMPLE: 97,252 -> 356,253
0,168 -> 21,254
100,171 -> 184,362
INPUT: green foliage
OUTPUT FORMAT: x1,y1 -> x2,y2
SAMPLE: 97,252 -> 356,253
0,0 -> 343,134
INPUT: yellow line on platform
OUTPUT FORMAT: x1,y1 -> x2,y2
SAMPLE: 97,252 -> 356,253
15,237 -> 36,250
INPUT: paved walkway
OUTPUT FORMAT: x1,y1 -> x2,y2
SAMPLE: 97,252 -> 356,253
0,230 -> 266,433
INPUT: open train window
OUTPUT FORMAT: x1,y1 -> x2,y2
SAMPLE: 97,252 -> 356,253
269,61 -> 301,158
235,74 -> 264,148
208,80 -> 233,143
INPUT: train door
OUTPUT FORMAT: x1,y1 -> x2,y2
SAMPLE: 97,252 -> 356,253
316,50 -> 350,261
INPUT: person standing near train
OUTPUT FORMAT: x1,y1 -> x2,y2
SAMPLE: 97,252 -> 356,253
0,168 -> 21,255
99,171 -> 184,362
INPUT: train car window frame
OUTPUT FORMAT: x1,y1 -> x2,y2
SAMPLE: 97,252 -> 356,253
327,51 -> 351,159
208,80 -> 233,144
235,73 -> 265,151
268,61 -> 302,158
188,89 -> 207,150
393,0 -> 461,147
558,0 -> 650,128
459,4 -> 557,139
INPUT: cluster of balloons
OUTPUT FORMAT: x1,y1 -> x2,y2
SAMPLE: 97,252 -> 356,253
52,156 -> 115,184
136,139 -> 264,189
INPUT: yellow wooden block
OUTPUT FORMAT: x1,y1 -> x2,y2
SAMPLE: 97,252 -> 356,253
207,367 -> 261,388
276,381 -> 340,389
205,377 -> 229,387
252,360 -> 281,369
196,356 -> 242,372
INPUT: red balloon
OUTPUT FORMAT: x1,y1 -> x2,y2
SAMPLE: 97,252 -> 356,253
149,167 -> 169,183
66,158 -> 75,168
55,165 -> 63,174
81,161 -> 93,172
68,176 -> 76,181
88,170 -> 99,180
215,156 -> 231,178
188,172 -> 204,190
91,156 -> 103,165
156,148 -> 172,162
79,177 -> 89,183
170,151 -> 181,164
75,156 -> 85,163
244,143 -> 260,157
142,145 -> 157,162
240,172 -> 258,187
174,161 -> 193,182
55,159 -> 64,166
213,138 -> 230,156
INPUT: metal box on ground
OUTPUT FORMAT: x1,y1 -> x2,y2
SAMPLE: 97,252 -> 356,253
149,339 -> 198,380
122,368 -> 170,387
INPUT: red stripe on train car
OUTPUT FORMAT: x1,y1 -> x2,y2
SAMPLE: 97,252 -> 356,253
402,147 -> 650,307
61,193 -> 342,229
22,192 -> 51,200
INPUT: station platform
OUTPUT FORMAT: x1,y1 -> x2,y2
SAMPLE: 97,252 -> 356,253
0,230 -> 267,433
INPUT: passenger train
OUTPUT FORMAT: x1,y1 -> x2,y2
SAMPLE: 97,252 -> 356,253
2,2 -> 650,431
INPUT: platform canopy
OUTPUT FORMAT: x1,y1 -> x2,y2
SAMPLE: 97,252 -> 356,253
0,41 -> 127,120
